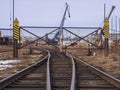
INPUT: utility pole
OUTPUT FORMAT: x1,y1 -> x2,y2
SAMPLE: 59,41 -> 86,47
104,4 -> 106,20
13,0 -> 19,58
13,0 -> 17,58
103,6 -> 115,56
119,18 -> 120,42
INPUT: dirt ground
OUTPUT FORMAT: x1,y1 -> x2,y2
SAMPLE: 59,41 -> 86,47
0,45 -> 44,79
0,45 -> 120,80
67,46 -> 120,79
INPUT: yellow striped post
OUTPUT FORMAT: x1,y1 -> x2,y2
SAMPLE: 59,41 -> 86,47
103,18 -> 109,56
13,18 -> 19,58
103,19 -> 110,39
13,18 -> 19,40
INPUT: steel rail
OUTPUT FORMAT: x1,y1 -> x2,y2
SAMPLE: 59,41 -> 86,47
70,53 -> 120,89
66,53 -> 76,90
0,51 -> 49,89
46,50 -> 51,90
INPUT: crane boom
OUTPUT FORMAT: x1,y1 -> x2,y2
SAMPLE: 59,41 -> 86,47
107,6 -> 115,20
46,3 -> 70,46
60,3 -> 70,28
59,3 -> 70,51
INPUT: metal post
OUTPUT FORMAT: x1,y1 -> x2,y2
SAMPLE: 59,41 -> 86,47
13,0 -> 14,21
62,28 -> 64,51
29,46 -> 32,54
104,38 -> 109,56
119,18 -> 120,42
14,39 -> 18,58
104,4 -> 106,20
115,16 -> 117,42
119,18 -> 120,70
13,0 -> 19,58
13,0 -> 17,58
13,18 -> 19,58
103,19 -> 110,56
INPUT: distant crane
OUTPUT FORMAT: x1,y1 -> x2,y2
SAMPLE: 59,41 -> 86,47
59,3 -> 70,51
107,6 -> 115,20
46,3 -> 70,48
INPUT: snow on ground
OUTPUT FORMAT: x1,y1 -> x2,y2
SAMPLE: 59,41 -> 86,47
0,60 -> 20,70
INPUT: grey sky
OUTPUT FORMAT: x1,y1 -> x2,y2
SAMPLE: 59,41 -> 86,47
0,0 -> 120,36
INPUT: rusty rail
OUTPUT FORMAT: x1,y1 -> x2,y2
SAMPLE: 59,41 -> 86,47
0,50 -> 49,89
70,53 -> 120,88
66,53 -> 76,90
46,50 -> 51,90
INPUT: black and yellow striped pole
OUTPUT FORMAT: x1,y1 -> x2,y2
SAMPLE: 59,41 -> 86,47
103,18 -> 110,56
13,18 -> 20,58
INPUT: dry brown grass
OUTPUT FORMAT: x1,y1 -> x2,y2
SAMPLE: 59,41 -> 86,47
68,46 -> 120,78
0,45 -> 43,79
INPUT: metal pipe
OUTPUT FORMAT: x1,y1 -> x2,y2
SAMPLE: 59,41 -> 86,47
104,4 -> 106,20
20,26 -> 101,29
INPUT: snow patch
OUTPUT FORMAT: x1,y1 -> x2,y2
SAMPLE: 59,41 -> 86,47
0,60 -> 20,70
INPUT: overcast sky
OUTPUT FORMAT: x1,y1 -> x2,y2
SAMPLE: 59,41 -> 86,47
0,0 -> 120,36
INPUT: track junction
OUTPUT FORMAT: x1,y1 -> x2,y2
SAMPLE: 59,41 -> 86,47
0,48 -> 120,90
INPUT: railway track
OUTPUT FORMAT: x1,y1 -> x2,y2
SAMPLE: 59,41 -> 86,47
0,50 -> 120,90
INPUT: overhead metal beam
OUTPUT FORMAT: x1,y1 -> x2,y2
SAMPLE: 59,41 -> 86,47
0,27 -> 101,30
20,26 -> 101,29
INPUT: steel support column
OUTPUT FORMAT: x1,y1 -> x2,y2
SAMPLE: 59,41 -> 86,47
104,39 -> 109,56
13,39 -> 18,58
13,18 -> 19,58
